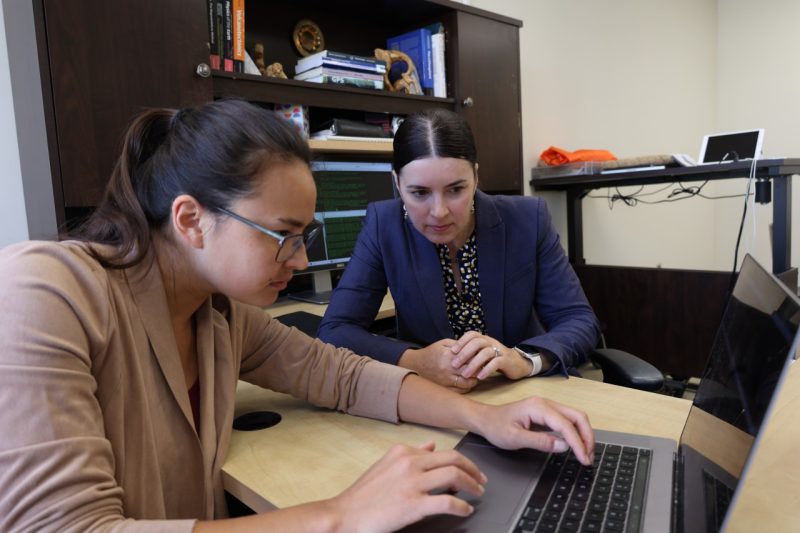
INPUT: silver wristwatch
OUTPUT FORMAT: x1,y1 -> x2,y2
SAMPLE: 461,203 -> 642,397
514,347 -> 543,377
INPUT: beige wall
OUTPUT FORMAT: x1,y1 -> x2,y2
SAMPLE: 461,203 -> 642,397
472,0 -> 799,272
711,0 -> 800,272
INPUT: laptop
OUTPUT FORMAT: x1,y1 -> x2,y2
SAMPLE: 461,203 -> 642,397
405,254 -> 800,533
698,129 -> 764,164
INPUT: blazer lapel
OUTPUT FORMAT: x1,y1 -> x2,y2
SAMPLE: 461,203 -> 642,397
406,219 -> 453,339
475,191 -> 506,340
124,257 -> 196,430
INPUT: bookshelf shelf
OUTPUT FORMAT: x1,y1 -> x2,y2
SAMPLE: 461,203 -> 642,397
212,72 -> 453,115
308,139 -> 393,154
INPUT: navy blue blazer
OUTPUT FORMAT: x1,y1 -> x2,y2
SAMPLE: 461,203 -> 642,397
318,190 -> 600,374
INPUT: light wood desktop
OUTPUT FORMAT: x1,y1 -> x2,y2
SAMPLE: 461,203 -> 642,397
234,296 -> 800,530
222,376 -> 691,512
223,361 -> 800,531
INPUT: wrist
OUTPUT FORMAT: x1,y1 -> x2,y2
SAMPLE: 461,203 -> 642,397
397,348 -> 419,371
461,399 -> 494,435
514,347 -> 543,377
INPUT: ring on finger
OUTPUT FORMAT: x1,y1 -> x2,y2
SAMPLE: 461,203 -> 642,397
493,346 -> 501,358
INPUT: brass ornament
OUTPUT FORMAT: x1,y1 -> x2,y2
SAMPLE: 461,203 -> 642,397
293,19 -> 325,57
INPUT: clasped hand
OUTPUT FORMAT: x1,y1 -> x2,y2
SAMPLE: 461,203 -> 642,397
401,332 -> 533,392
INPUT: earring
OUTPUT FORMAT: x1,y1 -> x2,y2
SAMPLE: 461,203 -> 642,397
470,198 -> 475,214
402,203 -> 408,220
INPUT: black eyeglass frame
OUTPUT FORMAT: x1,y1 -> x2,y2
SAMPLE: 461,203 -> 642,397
214,207 -> 322,263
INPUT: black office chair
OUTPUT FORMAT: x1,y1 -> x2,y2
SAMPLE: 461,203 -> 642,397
586,333 -> 665,393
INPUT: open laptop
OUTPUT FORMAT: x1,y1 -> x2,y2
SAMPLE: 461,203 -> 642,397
405,254 -> 800,533
698,129 -> 764,164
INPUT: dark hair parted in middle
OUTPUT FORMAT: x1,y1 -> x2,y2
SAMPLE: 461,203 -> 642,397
73,98 -> 311,268
392,108 -> 477,174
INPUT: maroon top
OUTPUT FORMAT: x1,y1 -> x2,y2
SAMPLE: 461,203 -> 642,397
188,378 -> 200,433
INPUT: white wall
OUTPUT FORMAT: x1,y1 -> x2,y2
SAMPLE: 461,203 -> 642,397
0,3 -> 29,247
473,0 -> 798,272
712,0 -> 800,271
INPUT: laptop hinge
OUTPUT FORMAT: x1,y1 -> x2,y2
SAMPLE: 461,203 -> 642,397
671,451 -> 684,533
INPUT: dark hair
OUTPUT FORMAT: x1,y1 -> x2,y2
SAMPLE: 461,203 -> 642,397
72,99 -> 311,268
392,108 -> 477,174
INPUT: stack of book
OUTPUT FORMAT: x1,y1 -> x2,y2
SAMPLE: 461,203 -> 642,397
294,50 -> 386,90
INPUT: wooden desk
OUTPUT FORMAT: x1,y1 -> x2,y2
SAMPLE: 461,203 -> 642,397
724,359 -> 800,533
222,376 -> 691,513
223,364 -> 800,530
265,293 -> 395,321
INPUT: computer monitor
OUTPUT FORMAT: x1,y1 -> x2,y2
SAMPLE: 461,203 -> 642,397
289,160 -> 395,304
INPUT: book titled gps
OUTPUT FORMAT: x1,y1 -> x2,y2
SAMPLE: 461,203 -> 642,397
296,50 -> 387,75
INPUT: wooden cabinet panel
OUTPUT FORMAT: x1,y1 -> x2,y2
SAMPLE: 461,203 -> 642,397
453,11 -> 522,193
42,0 -> 212,209
575,264 -> 731,378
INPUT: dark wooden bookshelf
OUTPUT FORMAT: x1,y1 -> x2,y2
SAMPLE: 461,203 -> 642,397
35,0 -> 523,227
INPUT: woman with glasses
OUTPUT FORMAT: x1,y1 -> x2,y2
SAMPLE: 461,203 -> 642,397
319,108 -> 600,391
0,99 -> 593,531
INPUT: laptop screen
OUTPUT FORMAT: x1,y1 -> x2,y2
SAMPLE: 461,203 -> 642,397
678,254 -> 800,530
699,129 -> 764,163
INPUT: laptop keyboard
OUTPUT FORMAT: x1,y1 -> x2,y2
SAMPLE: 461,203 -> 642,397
515,442 -> 652,533
701,469 -> 734,532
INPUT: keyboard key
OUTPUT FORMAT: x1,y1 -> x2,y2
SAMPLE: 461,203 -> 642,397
560,518 -> 580,531
581,520 -> 602,532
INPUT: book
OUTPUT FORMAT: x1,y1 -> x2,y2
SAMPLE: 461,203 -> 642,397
232,0 -> 245,73
301,74 -> 384,90
428,24 -> 446,98
386,28 -> 433,93
314,118 -> 389,138
206,0 -> 220,70
222,0 -> 233,72
294,65 -> 384,82
296,50 -> 386,74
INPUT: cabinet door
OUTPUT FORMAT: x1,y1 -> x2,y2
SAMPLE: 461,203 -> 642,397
453,12 -> 522,194
42,0 -> 212,209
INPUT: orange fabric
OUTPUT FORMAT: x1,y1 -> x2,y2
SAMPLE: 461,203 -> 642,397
540,146 -> 617,166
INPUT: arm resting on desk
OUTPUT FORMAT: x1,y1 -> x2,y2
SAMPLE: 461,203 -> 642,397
590,348 -> 664,392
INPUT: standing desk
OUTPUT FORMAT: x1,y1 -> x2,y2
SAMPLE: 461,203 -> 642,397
531,158 -> 800,273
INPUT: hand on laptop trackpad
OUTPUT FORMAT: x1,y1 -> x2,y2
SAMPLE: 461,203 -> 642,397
459,443 -> 546,522
403,439 -> 548,532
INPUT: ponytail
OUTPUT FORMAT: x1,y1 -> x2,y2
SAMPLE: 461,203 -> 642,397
72,99 -> 311,268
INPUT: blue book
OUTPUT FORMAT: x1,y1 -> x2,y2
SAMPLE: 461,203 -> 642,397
386,28 -> 433,92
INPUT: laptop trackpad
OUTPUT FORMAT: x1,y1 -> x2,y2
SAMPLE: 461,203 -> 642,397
403,436 -> 547,532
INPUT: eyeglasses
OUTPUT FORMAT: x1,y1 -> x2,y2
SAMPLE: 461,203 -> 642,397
215,207 -> 322,263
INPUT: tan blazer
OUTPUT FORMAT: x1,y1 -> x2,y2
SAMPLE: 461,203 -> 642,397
0,241 -> 411,532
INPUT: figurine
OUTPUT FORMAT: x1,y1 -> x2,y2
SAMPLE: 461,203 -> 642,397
265,62 -> 288,79
253,43 -> 267,75
374,48 -> 422,95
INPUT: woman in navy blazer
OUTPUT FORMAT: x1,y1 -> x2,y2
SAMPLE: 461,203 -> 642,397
319,109 -> 600,392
